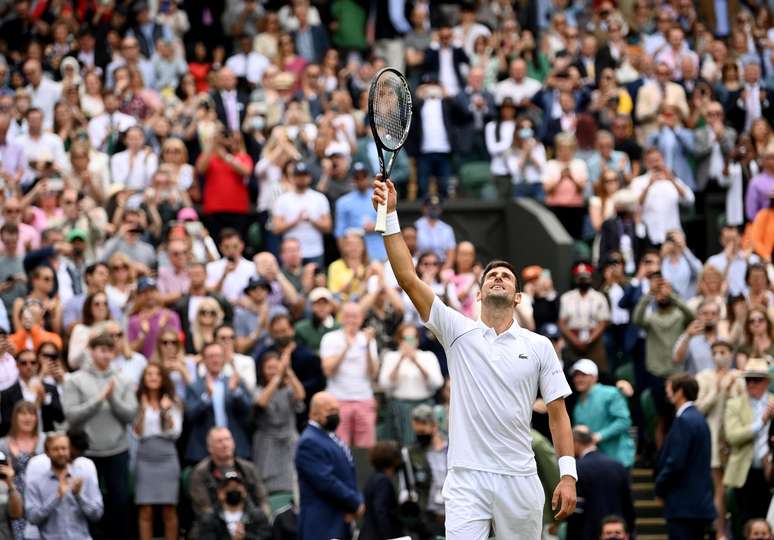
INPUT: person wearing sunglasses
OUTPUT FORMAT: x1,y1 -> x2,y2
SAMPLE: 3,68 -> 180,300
723,358 -> 774,538
737,307 -> 774,373
0,349 -> 63,437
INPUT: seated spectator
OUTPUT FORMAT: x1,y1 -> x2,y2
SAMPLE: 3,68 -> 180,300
253,251 -> 301,314
360,270 -> 405,353
0,349 -> 63,437
598,515 -> 632,540
24,433 -> 103,539
184,342 -> 252,463
253,348 -> 305,495
744,519 -> 773,540
0,448 -> 21,538
189,427 -> 269,521
360,441 -> 405,540
101,208 -> 158,269
378,324 -> 444,446
62,262 -> 120,332
68,291 -> 112,369
198,469 -> 272,540
128,277 -> 182,359
36,341 -> 66,397
687,264 -> 728,319
63,332 -> 138,540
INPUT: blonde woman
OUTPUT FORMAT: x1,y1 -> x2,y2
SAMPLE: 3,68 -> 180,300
106,252 -> 137,311
185,298 -> 224,355
160,138 -> 196,202
687,265 -> 728,320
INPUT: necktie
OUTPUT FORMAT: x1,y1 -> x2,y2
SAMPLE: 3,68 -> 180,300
330,432 -> 353,464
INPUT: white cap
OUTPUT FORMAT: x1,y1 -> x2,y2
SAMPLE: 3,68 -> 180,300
309,287 -> 334,303
571,359 -> 598,377
325,141 -> 351,157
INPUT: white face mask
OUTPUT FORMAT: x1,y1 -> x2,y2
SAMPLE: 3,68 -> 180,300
713,353 -> 732,369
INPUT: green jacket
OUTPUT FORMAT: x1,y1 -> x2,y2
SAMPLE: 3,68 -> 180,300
573,384 -> 636,467
633,292 -> 693,377
293,319 -> 339,354
531,429 -> 560,525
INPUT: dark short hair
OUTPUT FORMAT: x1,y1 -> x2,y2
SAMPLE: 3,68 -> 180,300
600,515 -> 628,533
88,332 -> 115,350
67,429 -> 90,454
0,223 -> 18,235
480,260 -> 519,291
219,228 -> 241,243
572,426 -> 594,445
668,372 -> 699,401
85,262 -> 109,277
368,440 -> 402,472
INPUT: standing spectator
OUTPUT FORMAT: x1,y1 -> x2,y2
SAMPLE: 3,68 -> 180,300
210,68 -> 250,135
196,130 -> 253,242
559,263 -> 610,370
673,300 -> 722,374
22,59 -> 61,130
67,291 -> 112,369
24,433 -> 103,539
440,241 -> 481,319
62,332 -> 138,540
133,363 -> 182,540
727,58 -> 773,135
635,62 -> 689,142
334,163 -> 385,262
737,307 -> 774,366
128,277 -> 182,359
272,162 -> 332,267
176,262 -> 233,340
109,125 -> 158,191
422,23 -> 468,98
452,67 -> 496,163
656,373 -> 716,540
198,470 -> 272,540
567,426 -> 635,540
205,229 -> 256,304
543,133 -> 589,239
106,321 -> 149,388
485,98 -> 518,198
494,58 -> 541,107
378,324 -> 444,446
216,324 -> 257,394
294,287 -> 339,353
185,298 -> 224,355
695,339 -> 746,539
749,189 -> 774,263
188,427 -> 269,520
320,303 -> 379,449
744,520 -> 773,540
0,349 -> 63,437
693,101 -> 737,193
413,78 -> 454,198
706,225 -> 750,297
184,342 -> 253,462
360,441 -> 405,540
0,444 -> 21,538
723,359 -> 774,532
505,116 -> 547,200
415,195 -> 456,269
294,391 -> 364,540
746,145 -> 774,222
157,239 -> 191,306
234,276 -> 272,355
570,359 -> 635,468
252,347 -> 305,495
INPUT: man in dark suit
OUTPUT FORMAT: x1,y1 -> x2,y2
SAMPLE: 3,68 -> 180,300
725,57 -> 774,135
655,373 -> 716,540
451,66 -> 496,162
210,67 -> 250,134
421,23 -> 469,98
295,391 -> 363,540
0,349 -> 64,436
567,426 -> 635,540
184,342 -> 252,463
290,1 -> 329,65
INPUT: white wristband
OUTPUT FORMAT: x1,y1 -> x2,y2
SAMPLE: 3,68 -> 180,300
558,456 -> 577,480
383,211 -> 401,236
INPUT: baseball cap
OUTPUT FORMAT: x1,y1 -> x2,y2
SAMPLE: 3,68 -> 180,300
177,207 -> 198,222
136,276 -> 158,293
244,276 -> 272,293
219,469 -> 244,486
423,194 -> 442,207
66,229 -> 87,242
309,287 -> 334,303
352,162 -> 368,175
571,359 -> 599,377
538,323 -> 561,341
325,141 -> 350,157
572,262 -> 594,277
521,265 -> 543,283
411,404 -> 435,423
293,162 -> 310,176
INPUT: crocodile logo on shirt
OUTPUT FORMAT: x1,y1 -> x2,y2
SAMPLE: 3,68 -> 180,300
518,353 -> 528,359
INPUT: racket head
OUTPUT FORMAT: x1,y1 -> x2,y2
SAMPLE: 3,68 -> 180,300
367,68 -> 413,153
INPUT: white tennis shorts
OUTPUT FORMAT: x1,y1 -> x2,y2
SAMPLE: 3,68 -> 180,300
443,468 -> 544,540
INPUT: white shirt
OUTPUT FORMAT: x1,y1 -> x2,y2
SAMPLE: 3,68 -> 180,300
494,77 -> 541,105
676,400 -> 694,418
88,112 -> 137,150
484,120 -> 516,176
221,90 -> 241,133
437,48 -> 460,97
136,405 -> 183,439
225,51 -> 270,86
424,297 -> 571,475
420,98 -> 451,154
629,173 -> 695,244
205,257 -> 256,303
223,509 -> 244,537
272,189 -> 331,259
16,132 -> 68,183
320,330 -> 378,401
378,350 -> 444,400
27,78 -> 62,129
109,149 -> 158,191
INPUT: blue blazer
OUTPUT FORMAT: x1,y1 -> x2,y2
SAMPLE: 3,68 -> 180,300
655,405 -> 716,520
295,424 -> 362,540
568,450 -> 635,540
184,377 -> 253,462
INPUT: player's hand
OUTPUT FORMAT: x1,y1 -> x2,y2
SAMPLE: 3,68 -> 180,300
552,476 -> 577,520
372,174 -> 397,213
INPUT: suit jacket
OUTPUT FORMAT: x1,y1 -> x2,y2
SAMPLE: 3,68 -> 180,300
295,423 -> 362,540
406,97 -> 456,157
645,127 -> 697,190
693,125 -> 737,191
655,405 -> 716,520
450,88 -> 496,155
291,25 -> 329,65
635,81 -> 689,140
184,376 -> 253,462
723,391 -> 773,488
567,450 -> 635,540
359,472 -> 404,540
0,380 -> 64,437
598,217 -> 647,275
725,85 -> 774,135
210,89 -> 250,133
422,47 -> 469,93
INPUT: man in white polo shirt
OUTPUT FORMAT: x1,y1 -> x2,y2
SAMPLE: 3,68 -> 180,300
372,176 -> 577,539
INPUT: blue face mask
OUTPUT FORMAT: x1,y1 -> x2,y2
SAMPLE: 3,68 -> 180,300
519,127 -> 534,140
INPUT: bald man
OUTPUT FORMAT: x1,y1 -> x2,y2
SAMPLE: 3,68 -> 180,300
295,392 -> 364,540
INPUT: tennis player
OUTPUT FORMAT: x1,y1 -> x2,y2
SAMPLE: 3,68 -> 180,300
372,177 -> 577,539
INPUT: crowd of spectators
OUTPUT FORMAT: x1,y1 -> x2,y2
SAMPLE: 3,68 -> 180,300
0,0 -> 771,539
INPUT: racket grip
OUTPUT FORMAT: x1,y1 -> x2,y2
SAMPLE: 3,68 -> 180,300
375,203 -> 388,233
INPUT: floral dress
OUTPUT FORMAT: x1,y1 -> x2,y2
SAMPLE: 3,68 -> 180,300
0,437 -> 44,540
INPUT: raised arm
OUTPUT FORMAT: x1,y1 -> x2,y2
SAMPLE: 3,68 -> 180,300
373,177 -> 435,321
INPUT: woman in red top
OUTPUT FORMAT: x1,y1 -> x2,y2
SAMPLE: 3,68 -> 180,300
188,41 -> 213,94
195,129 -> 253,242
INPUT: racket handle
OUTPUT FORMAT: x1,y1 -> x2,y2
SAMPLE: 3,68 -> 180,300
375,202 -> 388,233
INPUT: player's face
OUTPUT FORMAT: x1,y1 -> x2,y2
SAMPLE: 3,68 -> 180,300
478,266 -> 519,307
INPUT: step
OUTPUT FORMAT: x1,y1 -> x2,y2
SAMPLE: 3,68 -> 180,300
635,498 -> 664,519
637,535 -> 668,540
632,468 -> 653,480
632,482 -> 656,501
636,517 -> 667,536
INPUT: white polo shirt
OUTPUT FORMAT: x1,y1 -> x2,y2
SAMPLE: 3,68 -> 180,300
424,297 -> 571,476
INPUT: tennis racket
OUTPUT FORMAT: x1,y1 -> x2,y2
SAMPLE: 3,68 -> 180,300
367,68 -> 413,232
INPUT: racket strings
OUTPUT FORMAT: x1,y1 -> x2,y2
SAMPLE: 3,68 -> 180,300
372,73 -> 411,151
